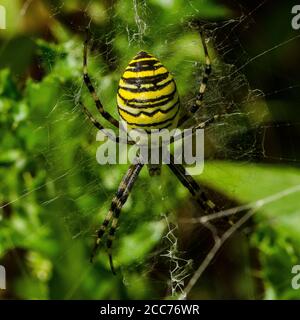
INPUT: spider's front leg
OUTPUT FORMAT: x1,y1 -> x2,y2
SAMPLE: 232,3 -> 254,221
167,155 -> 218,214
91,160 -> 144,274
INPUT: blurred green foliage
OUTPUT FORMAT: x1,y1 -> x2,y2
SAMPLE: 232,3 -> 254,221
0,0 -> 300,300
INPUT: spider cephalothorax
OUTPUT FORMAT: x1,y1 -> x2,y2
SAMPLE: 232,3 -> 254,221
81,30 -> 217,274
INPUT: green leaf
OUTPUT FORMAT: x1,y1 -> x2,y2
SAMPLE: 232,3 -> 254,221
199,161 -> 300,298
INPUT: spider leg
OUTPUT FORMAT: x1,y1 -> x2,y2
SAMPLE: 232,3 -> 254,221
168,155 -> 218,214
178,30 -> 212,127
83,29 -> 119,128
91,161 -> 144,275
90,165 -> 136,263
79,101 -> 135,145
170,114 -> 220,145
106,163 -> 143,274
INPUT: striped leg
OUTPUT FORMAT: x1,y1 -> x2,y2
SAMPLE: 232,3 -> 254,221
83,30 -> 119,128
170,114 -> 220,144
80,101 -> 135,145
106,163 -> 143,274
91,161 -> 144,274
178,31 -> 212,127
168,155 -> 217,214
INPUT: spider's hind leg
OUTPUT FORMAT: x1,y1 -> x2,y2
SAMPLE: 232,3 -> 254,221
178,30 -> 212,127
82,29 -> 119,128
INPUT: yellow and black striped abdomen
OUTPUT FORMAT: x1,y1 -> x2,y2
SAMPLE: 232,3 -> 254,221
117,51 -> 180,131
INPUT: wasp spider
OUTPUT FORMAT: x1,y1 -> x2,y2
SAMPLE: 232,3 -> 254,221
81,30 -> 219,274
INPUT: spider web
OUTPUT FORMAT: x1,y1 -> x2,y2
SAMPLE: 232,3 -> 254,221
1,0 -> 300,300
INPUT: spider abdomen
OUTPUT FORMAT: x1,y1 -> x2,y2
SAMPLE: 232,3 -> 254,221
117,51 -> 180,131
